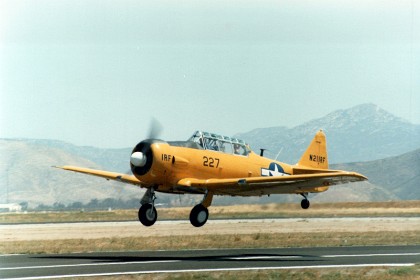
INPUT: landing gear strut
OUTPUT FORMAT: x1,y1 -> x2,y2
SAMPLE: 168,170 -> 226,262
189,191 -> 213,227
138,188 -> 157,226
300,193 -> 310,209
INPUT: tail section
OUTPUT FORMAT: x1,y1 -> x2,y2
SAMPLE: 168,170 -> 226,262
297,130 -> 328,169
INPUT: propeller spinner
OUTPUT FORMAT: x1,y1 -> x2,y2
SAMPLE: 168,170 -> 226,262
130,152 -> 147,167
130,118 -> 163,175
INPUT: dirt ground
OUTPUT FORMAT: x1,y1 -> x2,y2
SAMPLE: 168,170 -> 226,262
2,217 -> 419,242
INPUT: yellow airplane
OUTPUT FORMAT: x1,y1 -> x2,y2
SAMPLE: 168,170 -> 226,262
56,130 -> 367,227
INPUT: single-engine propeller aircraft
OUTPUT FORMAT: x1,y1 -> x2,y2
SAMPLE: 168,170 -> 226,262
56,130 -> 367,227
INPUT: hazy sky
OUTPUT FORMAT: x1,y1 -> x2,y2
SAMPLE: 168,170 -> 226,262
1,0 -> 419,148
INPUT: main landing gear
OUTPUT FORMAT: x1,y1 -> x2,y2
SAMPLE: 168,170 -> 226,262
189,191 -> 213,227
137,188 -> 214,227
190,204 -> 209,227
138,188 -> 158,227
300,193 -> 310,209
138,203 -> 157,226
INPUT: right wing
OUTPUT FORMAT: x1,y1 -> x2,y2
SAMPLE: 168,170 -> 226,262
177,171 -> 367,196
54,166 -> 143,186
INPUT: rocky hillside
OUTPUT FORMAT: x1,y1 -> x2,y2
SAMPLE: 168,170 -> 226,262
331,148 -> 420,200
0,139 -> 140,207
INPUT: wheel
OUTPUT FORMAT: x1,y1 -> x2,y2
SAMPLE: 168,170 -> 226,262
138,203 -> 157,226
301,199 -> 310,209
189,204 -> 209,227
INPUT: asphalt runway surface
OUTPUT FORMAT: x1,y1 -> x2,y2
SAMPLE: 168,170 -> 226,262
1,245 -> 419,279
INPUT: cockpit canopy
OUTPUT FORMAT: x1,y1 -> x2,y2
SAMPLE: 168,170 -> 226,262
188,131 -> 251,156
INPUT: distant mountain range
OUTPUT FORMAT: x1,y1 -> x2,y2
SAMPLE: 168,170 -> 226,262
236,103 -> 420,164
1,103 -> 419,207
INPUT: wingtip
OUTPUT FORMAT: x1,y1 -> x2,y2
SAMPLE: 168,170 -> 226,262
351,172 -> 368,181
51,165 -> 74,171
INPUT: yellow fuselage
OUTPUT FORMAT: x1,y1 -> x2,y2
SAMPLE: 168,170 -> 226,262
136,142 -> 293,193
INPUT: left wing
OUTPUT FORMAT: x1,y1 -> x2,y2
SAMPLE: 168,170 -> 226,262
177,172 -> 367,196
54,166 -> 143,186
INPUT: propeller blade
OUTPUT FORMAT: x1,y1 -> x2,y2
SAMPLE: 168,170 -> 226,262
148,117 -> 163,139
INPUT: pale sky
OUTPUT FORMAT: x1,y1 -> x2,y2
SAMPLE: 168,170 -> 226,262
1,0 -> 419,148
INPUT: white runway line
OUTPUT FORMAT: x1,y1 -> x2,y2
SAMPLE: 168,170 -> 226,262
322,252 -> 420,258
2,263 -> 415,280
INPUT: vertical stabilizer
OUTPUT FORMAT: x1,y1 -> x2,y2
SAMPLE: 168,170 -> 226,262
297,130 -> 328,169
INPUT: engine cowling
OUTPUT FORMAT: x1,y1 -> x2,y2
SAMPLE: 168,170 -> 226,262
130,139 -> 165,176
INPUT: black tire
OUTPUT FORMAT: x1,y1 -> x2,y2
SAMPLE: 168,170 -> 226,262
138,203 -> 157,226
189,204 -> 209,227
301,199 -> 310,209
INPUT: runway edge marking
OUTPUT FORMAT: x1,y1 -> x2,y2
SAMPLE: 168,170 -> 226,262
2,263 -> 415,280
322,252 -> 420,258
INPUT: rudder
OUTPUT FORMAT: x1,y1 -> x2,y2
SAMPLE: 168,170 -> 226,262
297,130 -> 328,169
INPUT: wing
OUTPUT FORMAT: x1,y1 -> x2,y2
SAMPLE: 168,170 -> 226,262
177,172 -> 367,196
54,166 -> 143,186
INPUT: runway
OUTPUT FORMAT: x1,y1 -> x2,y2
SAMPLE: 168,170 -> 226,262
1,245 -> 419,279
2,217 -> 419,241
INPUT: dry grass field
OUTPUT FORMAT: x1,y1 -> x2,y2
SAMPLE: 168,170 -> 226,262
1,201 -> 419,224
2,230 -> 419,255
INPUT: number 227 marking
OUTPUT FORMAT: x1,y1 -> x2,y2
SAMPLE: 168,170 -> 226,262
203,156 -> 220,168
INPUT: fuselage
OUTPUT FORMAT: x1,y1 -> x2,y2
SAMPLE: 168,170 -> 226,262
131,140 -> 294,193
